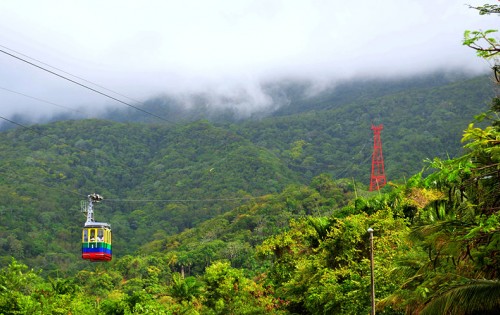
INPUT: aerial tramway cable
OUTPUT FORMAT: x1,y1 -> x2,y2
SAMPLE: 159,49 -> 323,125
0,86 -> 86,115
0,44 -> 143,105
0,44 -> 289,206
0,114 -> 269,204
105,195 -> 265,203
0,47 -> 173,123
0,44 -> 239,163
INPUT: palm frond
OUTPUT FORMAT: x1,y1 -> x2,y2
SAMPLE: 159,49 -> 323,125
420,279 -> 500,315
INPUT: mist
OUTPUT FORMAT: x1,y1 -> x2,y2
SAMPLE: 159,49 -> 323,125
0,0 -> 498,122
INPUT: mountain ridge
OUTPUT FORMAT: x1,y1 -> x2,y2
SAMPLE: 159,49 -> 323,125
0,72 -> 494,273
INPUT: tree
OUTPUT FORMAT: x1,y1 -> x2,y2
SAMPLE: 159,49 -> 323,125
258,210 -> 410,315
381,4 -> 500,313
201,261 -> 284,314
169,273 -> 203,303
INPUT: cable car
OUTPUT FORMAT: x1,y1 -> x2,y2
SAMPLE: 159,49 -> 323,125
81,193 -> 112,261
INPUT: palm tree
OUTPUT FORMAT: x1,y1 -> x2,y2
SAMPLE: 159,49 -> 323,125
380,93 -> 500,314
420,279 -> 500,315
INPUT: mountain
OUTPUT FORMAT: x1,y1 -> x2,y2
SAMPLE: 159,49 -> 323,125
0,119 -> 300,272
105,73 -> 494,182
0,72 -> 494,274
1,71 -> 499,314
234,74 -> 494,181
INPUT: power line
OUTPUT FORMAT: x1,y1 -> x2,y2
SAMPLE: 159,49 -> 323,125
0,86 -> 86,115
0,44 -> 143,105
105,196 -> 266,203
0,47 -> 173,123
335,139 -> 372,180
0,45 -> 280,205
0,164 -> 267,204
0,114 -> 265,205
0,44 -> 244,158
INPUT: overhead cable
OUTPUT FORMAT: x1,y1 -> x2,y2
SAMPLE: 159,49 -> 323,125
0,47 -> 173,123
0,86 -> 86,114
0,44 -> 143,105
105,196 -> 267,203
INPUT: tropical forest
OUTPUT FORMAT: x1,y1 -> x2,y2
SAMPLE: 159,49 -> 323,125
1,4 -> 500,315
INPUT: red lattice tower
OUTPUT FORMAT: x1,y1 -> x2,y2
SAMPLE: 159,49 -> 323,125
369,124 -> 386,191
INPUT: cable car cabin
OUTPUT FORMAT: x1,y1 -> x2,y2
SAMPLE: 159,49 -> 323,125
82,223 -> 112,261
81,193 -> 111,262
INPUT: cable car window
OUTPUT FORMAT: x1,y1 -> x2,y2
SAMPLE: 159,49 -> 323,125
83,229 -> 88,242
98,229 -> 104,242
90,229 -> 96,242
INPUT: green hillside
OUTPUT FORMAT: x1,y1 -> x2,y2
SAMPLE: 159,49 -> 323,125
0,119 -> 299,272
0,73 -> 494,272
0,70 -> 499,313
110,73 -> 494,183
1,96 -> 498,312
233,74 -> 493,182
2,2 -> 500,311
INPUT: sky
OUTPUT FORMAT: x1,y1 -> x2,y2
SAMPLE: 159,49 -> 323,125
0,0 -> 498,120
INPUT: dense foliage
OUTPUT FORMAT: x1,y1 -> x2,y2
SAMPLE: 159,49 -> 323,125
1,95 -> 499,313
0,73 -> 492,274
1,104 -> 498,313
0,119 -> 300,272
1,4 -> 500,313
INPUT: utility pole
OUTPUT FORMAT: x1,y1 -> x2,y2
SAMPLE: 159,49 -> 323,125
368,227 -> 375,315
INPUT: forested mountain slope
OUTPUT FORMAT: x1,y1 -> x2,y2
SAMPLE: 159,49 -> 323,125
108,73 -> 495,184
268,72 -> 476,116
0,69 -> 499,313
0,119 -> 298,272
233,74 -> 494,182
103,72 -> 483,123
140,174 -> 355,276
0,73 -> 493,275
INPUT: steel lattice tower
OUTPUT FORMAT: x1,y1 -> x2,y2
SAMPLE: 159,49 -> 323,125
369,124 -> 386,191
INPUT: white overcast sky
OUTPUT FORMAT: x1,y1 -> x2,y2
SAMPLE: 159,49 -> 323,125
0,0 -> 498,119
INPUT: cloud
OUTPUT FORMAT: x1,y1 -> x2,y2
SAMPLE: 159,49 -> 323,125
0,0 -> 498,119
